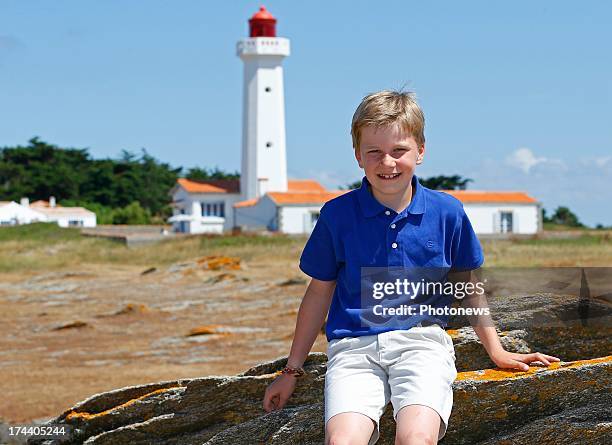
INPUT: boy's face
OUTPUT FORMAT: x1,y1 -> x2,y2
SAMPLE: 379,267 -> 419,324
355,124 -> 425,198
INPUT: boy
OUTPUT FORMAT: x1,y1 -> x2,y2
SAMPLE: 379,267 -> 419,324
263,90 -> 559,444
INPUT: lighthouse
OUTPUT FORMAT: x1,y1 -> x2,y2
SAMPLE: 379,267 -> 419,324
237,6 -> 290,200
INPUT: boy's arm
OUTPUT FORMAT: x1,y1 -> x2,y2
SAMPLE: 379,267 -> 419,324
449,270 -> 560,371
263,277 -> 335,413
286,277 -> 336,369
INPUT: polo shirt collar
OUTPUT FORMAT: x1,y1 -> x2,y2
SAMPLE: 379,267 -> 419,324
357,174 -> 426,218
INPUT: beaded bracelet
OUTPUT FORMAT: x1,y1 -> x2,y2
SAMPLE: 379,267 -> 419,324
279,366 -> 306,378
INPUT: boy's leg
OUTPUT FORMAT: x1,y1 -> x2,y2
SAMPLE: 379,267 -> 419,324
383,325 -> 457,443
325,336 -> 390,445
325,412 -> 376,445
394,404 -> 440,445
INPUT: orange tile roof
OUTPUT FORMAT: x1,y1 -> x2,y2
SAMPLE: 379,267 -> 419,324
443,190 -> 537,204
177,178 -> 240,194
233,198 -> 258,208
267,190 -> 349,205
31,200 -> 61,208
287,179 -> 326,192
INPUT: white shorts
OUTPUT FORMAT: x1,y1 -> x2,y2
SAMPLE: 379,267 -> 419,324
324,324 -> 457,445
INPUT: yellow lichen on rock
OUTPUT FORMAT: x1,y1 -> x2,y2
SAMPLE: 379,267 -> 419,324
197,255 -> 241,271
445,329 -> 460,338
187,325 -> 232,336
65,386 -> 182,421
456,355 -> 612,382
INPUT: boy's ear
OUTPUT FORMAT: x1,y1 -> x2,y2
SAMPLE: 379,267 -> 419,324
354,148 -> 364,168
416,144 -> 425,165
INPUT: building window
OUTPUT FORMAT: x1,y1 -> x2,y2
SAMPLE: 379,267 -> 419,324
68,220 -> 84,227
201,201 -> 225,217
499,211 -> 513,233
311,212 -> 320,225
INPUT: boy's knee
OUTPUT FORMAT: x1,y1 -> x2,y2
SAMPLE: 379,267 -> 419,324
326,433 -> 357,445
326,430 -> 372,445
395,430 -> 437,445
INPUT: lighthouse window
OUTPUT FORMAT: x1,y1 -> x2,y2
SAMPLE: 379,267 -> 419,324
265,87 -> 271,92
266,142 -> 273,148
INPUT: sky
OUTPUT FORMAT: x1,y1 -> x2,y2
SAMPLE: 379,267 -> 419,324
1,1 -> 610,226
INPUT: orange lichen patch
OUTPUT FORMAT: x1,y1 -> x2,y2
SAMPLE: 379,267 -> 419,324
65,386 -> 182,421
456,355 -> 612,382
187,325 -> 232,336
197,255 -> 241,271
445,329 -> 460,338
443,190 -> 537,204
52,321 -> 88,331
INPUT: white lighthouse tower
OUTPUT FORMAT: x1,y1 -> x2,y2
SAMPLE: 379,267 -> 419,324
237,6 -> 290,200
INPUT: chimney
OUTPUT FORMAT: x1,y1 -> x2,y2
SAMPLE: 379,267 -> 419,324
20,197 -> 29,207
49,196 -> 56,208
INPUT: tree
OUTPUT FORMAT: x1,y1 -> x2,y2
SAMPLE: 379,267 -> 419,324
342,180 -> 363,190
419,175 -> 472,190
186,166 -> 239,181
342,174 -> 472,190
549,206 -> 584,228
0,140 -> 181,221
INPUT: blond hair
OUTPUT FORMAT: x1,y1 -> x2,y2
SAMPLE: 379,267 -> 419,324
351,90 -> 425,150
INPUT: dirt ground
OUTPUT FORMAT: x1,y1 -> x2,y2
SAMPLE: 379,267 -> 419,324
2,229 -> 611,424
0,257 -> 324,423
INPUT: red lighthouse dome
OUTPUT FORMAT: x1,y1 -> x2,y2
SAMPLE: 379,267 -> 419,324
249,6 -> 277,37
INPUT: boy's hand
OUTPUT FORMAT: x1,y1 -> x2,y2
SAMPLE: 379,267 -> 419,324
263,374 -> 297,413
491,350 -> 560,371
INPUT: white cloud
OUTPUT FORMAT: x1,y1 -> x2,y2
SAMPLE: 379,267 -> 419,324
505,147 -> 549,173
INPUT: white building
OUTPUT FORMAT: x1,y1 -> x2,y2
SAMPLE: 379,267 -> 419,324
0,200 -> 47,225
30,199 -> 97,228
447,191 -> 541,235
169,6 -> 541,236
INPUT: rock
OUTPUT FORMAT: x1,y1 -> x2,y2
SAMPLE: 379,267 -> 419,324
449,328 -> 531,371
447,292 -> 612,366
278,277 -> 307,287
187,325 -> 269,337
140,267 -> 157,275
51,321 -> 89,331
205,273 -> 237,284
26,354 -> 611,445
97,303 -> 150,318
476,402 -> 611,445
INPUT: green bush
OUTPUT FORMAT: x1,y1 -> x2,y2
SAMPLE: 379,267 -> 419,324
111,201 -> 151,225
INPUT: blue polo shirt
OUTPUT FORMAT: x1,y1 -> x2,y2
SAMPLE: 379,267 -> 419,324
299,174 -> 484,341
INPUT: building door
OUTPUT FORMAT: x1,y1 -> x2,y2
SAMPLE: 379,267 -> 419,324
500,211 -> 513,233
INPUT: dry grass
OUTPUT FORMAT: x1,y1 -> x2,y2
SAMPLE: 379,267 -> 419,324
1,223 -> 611,273
0,223 -> 305,273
